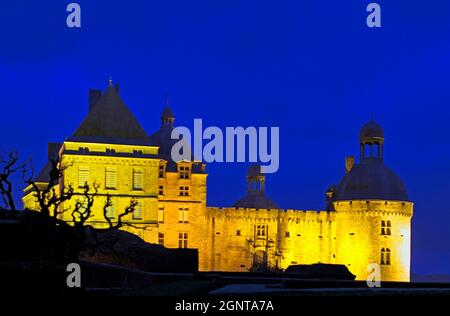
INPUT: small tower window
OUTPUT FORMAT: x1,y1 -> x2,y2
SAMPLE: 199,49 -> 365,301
159,164 -> 165,178
381,248 -> 391,265
255,225 -> 267,238
236,230 -> 241,236
381,220 -> 392,236
159,185 -> 164,195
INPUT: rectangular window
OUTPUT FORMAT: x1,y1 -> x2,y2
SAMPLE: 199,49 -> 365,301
159,164 -> 165,178
158,206 -> 164,223
178,232 -> 188,248
133,169 -> 143,190
381,248 -> 391,265
105,167 -> 117,189
236,230 -> 241,236
381,220 -> 392,236
178,208 -> 189,223
256,225 -> 267,237
179,166 -> 190,179
386,220 -> 391,235
158,233 -> 164,246
133,201 -> 142,220
179,186 -> 189,196
105,199 -> 116,219
78,166 -> 89,188
285,232 -> 290,238
159,185 -> 164,195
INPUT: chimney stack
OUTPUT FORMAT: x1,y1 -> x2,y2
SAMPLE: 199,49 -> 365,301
88,89 -> 102,112
345,156 -> 355,174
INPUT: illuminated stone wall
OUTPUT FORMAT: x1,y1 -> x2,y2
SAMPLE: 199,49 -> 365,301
23,142 -> 413,282
23,141 -> 161,242
334,200 -> 413,282
204,207 -> 336,272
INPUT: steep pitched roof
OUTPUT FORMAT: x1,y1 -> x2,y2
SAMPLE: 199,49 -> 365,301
69,85 -> 150,145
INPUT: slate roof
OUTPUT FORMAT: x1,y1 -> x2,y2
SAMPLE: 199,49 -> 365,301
233,191 -> 279,209
69,85 -> 151,145
334,158 -> 408,201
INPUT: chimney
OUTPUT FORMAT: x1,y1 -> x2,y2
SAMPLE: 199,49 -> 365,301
345,156 -> 355,174
88,89 -> 102,111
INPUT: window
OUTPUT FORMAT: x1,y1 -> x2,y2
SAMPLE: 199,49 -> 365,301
381,220 -> 392,236
105,167 -> 117,189
178,232 -> 188,248
179,186 -> 189,196
105,199 -> 116,219
179,166 -> 190,179
76,197 -> 88,215
381,248 -> 391,265
178,208 -> 189,223
106,148 -> 115,155
159,185 -> 164,195
158,233 -> 164,246
256,225 -> 267,237
236,230 -> 241,236
285,232 -> 290,238
133,169 -> 143,190
158,206 -> 164,223
78,166 -> 89,188
133,201 -> 142,220
159,164 -> 165,178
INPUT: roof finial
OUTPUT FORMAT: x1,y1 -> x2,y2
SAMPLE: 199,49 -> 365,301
109,76 -> 113,86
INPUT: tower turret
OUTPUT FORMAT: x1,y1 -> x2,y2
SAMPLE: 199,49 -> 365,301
332,120 -> 413,282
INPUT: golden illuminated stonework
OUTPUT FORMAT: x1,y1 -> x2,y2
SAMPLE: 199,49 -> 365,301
23,84 -> 412,282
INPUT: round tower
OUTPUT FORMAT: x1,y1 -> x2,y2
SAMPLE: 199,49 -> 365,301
333,120 -> 413,282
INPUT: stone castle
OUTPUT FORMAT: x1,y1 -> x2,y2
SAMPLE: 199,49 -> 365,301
23,83 -> 413,281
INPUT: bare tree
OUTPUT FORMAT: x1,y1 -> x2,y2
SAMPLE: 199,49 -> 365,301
0,151 -> 23,211
24,157 -> 74,218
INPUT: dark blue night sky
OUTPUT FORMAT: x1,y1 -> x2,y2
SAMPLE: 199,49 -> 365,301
1,1 -> 450,275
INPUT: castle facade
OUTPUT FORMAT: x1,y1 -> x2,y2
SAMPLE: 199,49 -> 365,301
23,83 -> 413,281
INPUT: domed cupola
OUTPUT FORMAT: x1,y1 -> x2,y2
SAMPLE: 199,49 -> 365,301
360,119 -> 384,160
233,165 -> 279,209
334,120 -> 408,202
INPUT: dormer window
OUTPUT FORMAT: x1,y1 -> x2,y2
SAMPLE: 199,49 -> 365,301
179,166 -> 190,179
106,148 -> 116,155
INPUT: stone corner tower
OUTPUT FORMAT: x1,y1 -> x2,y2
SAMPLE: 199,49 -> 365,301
332,120 -> 413,282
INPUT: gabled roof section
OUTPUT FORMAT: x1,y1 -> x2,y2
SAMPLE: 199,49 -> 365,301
69,84 -> 150,145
